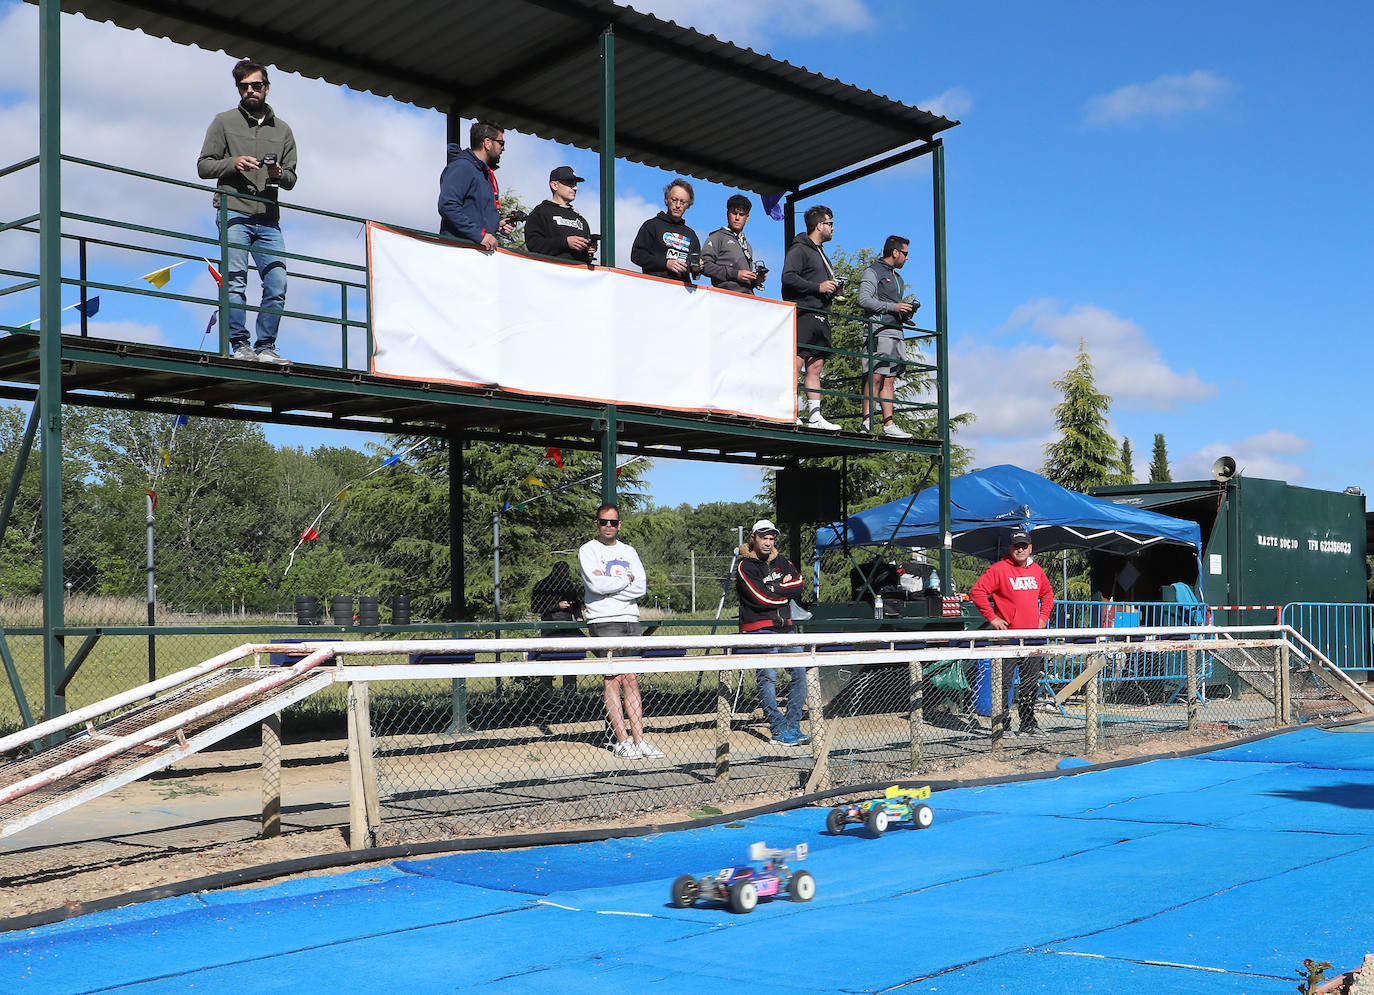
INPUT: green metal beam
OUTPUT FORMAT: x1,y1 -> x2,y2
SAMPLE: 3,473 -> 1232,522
0,625 -> 34,728
932,142 -> 953,587
54,632 -> 101,696
38,0 -> 64,724
601,403 -> 618,505
0,403 -> 38,554
599,29 -> 615,267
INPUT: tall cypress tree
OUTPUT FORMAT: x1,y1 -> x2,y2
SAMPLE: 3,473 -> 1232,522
1117,437 -> 1135,485
1042,341 -> 1116,492
1149,433 -> 1173,482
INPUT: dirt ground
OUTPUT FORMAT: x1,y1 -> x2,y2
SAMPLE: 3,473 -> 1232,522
0,727 -> 1238,925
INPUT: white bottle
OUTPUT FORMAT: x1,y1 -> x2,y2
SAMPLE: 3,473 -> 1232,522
873,594 -> 884,619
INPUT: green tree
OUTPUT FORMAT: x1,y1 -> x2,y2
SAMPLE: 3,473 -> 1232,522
1042,341 -> 1116,493
1116,437 -> 1135,485
1149,433 -> 1172,482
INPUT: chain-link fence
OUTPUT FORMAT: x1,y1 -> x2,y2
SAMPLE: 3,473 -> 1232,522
344,628 -> 1368,843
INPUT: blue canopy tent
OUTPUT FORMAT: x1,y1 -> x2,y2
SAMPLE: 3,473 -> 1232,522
817,465 -> 1203,590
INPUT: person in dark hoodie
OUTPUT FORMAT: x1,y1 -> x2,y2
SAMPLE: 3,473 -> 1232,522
437,120 -> 516,250
735,519 -> 810,747
630,178 -> 701,283
524,166 -> 595,262
782,204 -> 842,431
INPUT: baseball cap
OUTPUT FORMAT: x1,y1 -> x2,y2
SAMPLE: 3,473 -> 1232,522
549,165 -> 585,184
751,519 -> 779,535
1008,528 -> 1032,546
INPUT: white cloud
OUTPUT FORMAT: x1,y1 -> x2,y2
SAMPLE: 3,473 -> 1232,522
949,299 -> 1215,470
63,318 -> 169,347
1178,431 -> 1312,483
622,0 -> 876,48
921,86 -> 972,122
1084,70 -> 1235,127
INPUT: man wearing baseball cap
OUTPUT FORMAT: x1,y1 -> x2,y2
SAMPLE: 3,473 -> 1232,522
736,519 -> 810,746
969,527 -> 1055,737
524,165 -> 595,262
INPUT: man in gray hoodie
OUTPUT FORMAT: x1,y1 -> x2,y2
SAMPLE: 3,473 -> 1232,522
701,195 -> 765,294
197,59 -> 297,366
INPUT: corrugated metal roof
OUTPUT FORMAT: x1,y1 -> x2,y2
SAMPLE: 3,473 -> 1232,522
43,0 -> 956,193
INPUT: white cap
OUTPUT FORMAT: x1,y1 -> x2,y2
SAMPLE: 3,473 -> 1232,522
751,519 -> 779,535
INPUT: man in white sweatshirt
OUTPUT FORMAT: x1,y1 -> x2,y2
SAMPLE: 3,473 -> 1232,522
578,503 -> 664,760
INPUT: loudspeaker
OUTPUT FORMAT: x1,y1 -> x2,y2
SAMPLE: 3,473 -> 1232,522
1211,456 -> 1237,482
776,467 -> 841,524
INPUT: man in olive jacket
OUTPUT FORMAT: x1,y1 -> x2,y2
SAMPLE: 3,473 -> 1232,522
197,59 -> 298,365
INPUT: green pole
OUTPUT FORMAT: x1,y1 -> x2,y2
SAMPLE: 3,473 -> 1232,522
598,29 -> 615,267
38,0 -> 66,723
601,404 -> 618,506
932,141 -> 953,589
0,404 -> 39,551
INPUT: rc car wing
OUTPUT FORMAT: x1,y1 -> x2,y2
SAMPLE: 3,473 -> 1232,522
885,784 -> 932,800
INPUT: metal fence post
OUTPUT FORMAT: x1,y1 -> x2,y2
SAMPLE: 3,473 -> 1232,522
804,664 -> 830,791
908,658 -> 923,770
715,669 -> 732,781
1276,643 -> 1290,727
347,680 -> 380,848
990,655 -> 1003,753
1186,648 -> 1199,732
1084,654 -> 1100,753
260,711 -> 281,838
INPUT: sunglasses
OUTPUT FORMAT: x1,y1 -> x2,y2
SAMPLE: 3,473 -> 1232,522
597,518 -> 621,527
237,80 -> 267,91
1011,542 -> 1031,549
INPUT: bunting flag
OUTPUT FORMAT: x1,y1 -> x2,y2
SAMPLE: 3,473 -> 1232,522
173,415 -> 190,427
502,500 -> 511,512
524,475 -> 545,488
145,489 -> 157,510
283,439 -> 425,576
545,446 -> 563,469
142,267 -> 173,289
159,449 -> 171,467
206,261 -> 222,287
761,193 -> 784,221
77,296 -> 100,318
616,465 -> 622,478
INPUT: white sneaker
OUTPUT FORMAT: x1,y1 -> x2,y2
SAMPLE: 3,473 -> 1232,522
882,421 -> 913,440
611,739 -> 641,759
806,411 -> 841,432
861,420 -> 872,434
636,738 -> 665,759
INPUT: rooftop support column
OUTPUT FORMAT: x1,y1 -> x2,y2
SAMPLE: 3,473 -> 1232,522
39,0 -> 66,724
600,404 -> 618,506
598,29 -> 615,266
932,141 -> 952,587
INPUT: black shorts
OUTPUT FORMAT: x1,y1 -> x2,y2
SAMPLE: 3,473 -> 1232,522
796,312 -> 832,360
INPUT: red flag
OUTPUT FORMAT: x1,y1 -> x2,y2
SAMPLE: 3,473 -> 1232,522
615,466 -> 622,479
207,262 -> 222,287
145,489 -> 156,511
300,527 -> 320,541
545,446 -> 563,469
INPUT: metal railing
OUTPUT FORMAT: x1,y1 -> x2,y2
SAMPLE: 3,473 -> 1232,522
1282,602 -> 1374,677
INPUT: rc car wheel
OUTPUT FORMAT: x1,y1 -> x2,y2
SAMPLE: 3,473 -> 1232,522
865,808 -> 889,836
789,869 -> 816,902
728,880 -> 758,914
826,808 -> 847,835
671,874 -> 700,908
912,803 -> 934,829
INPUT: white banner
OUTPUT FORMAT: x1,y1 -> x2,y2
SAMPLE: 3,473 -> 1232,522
366,223 -> 797,422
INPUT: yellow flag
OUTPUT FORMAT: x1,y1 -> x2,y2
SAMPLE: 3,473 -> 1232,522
335,488 -> 351,501
524,475 -> 545,488
143,267 -> 173,288
159,449 -> 171,467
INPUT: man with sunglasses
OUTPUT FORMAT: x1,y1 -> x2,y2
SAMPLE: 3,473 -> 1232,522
438,121 -> 517,251
782,205 -> 842,430
524,166 -> 595,261
970,528 -> 1055,737
579,503 -> 665,760
197,59 -> 297,365
857,236 -> 918,439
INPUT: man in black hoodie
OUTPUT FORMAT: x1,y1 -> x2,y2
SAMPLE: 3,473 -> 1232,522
782,204 -> 842,430
736,519 -> 810,746
524,166 -> 595,262
630,178 -> 701,283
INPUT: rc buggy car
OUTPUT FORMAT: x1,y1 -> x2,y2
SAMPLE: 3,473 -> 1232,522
670,841 -> 815,914
827,784 -> 935,836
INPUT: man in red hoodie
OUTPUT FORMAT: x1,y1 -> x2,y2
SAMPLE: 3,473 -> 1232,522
970,528 -> 1054,736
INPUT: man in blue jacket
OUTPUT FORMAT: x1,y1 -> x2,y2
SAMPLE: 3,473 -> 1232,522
438,121 -> 516,250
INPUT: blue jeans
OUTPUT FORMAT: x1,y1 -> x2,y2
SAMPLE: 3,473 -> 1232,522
746,629 -> 806,733
219,216 -> 288,350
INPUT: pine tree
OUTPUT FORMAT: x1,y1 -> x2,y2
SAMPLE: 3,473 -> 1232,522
1149,433 -> 1172,482
1042,341 -> 1116,492
1116,437 -> 1135,485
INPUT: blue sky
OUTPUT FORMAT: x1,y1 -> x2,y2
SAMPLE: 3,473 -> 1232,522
1,1 -> 1371,508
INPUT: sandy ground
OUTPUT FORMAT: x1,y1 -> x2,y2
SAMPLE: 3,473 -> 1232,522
0,727 -> 1239,925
